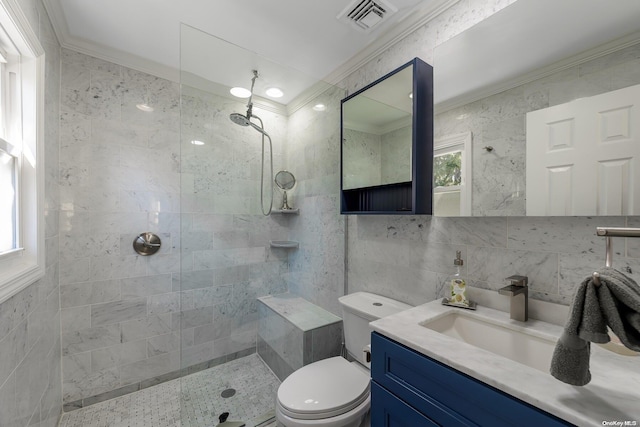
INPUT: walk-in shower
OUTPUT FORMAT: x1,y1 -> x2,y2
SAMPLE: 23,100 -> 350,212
230,70 -> 274,216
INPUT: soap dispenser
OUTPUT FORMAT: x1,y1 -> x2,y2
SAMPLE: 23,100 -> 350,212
447,251 -> 469,307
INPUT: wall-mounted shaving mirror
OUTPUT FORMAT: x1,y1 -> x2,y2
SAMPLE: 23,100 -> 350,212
275,170 -> 296,210
432,0 -> 640,216
341,58 -> 433,214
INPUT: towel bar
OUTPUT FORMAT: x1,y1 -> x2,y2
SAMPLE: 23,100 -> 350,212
592,227 -> 640,286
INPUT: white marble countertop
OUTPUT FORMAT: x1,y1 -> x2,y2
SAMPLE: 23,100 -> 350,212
370,301 -> 640,426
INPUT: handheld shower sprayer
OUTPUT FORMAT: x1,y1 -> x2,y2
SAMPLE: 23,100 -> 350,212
229,70 -> 274,216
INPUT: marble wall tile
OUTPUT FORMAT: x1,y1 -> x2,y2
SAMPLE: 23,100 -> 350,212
181,285 -> 232,311
0,372 -> 19,427
173,307 -> 213,330
0,320 -> 28,389
60,280 -> 120,308
467,246 -> 559,293
180,342 -> 214,369
90,298 -> 148,327
148,293 -> 181,315
87,255 -> 148,282
308,323 -> 343,364
120,314 -> 172,343
147,332 -> 181,356
211,330 -> 256,360
118,352 -> 180,387
62,324 -> 121,355
257,336 -> 293,381
61,306 -> 91,332
212,298 -> 257,340
148,252 -> 181,275
173,270 -> 214,292
192,247 -> 267,270
121,275 -> 172,299
90,340 -> 147,371
193,324 -> 216,346
59,257 -> 92,285
559,253 -> 640,297
15,339 -> 53,423
346,257 -> 440,307
507,217 -> 625,254
627,216 -> 640,259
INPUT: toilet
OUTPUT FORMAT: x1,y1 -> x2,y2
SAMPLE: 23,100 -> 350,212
275,292 -> 412,427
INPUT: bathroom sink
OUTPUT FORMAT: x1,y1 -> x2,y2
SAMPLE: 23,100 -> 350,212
420,311 -> 557,373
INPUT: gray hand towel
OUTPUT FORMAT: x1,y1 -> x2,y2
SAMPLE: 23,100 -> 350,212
550,267 -> 640,386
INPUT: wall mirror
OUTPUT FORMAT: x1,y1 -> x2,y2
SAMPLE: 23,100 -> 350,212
431,0 -> 640,217
341,57 -> 433,214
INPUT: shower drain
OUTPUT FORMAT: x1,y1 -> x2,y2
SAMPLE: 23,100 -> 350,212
221,388 -> 236,398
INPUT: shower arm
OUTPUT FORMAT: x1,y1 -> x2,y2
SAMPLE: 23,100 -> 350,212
246,70 -> 259,119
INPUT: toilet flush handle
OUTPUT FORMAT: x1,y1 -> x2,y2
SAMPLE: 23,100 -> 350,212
363,345 -> 371,363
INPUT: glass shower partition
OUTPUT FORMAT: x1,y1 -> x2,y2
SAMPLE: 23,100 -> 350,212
179,23 -> 321,427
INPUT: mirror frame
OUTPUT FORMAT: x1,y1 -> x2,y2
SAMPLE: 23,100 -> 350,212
340,57 -> 434,214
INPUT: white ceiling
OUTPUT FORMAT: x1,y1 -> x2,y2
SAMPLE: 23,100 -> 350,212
43,0 -> 449,105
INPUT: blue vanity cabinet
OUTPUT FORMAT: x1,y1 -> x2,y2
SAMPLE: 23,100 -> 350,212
371,332 -> 574,427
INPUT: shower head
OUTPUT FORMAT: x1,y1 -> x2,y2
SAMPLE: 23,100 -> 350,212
229,112 -> 250,127
229,112 -> 270,137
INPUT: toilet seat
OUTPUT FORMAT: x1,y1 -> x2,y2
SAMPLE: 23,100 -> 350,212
277,357 -> 370,420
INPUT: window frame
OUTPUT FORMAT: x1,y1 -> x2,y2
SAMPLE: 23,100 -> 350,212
0,0 -> 45,304
0,136 -> 19,255
434,132 -> 472,216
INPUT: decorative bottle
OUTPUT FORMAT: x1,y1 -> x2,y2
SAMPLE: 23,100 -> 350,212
448,251 -> 469,307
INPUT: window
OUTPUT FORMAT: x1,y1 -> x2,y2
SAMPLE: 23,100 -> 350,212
0,0 -> 45,302
434,132 -> 472,216
0,139 -> 18,254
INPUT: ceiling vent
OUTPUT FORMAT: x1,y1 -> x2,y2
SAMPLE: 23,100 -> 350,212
337,0 -> 398,32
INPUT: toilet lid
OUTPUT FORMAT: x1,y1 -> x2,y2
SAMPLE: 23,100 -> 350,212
277,357 -> 370,420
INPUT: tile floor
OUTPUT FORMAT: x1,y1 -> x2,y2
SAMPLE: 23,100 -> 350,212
58,354 -> 280,427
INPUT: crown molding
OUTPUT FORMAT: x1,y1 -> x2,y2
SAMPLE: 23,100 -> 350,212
42,0 -> 179,82
3,0 -> 44,56
285,80 -> 343,116
43,0 -> 456,93
434,30 -> 640,114
40,0 -> 640,121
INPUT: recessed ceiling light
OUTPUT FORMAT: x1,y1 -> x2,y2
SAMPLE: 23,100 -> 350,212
265,87 -> 284,98
136,103 -> 154,112
190,140 -> 205,146
313,103 -> 326,111
230,87 -> 252,98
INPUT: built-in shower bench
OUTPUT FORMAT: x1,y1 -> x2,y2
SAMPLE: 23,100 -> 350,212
257,293 -> 343,381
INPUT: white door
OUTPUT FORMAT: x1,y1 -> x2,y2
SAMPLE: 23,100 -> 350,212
527,84 -> 640,215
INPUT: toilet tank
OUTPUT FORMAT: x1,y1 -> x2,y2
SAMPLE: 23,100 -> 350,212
338,292 -> 412,367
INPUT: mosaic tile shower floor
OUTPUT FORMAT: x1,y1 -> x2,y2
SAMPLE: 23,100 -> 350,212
58,354 -> 280,427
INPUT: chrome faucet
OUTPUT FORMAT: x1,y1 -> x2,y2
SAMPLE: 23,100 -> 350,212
498,275 -> 528,321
